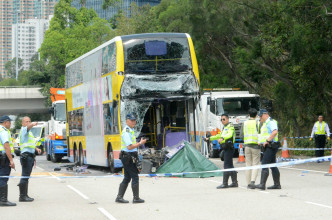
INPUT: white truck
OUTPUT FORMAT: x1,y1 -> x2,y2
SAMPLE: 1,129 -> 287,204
44,88 -> 67,162
201,88 -> 261,158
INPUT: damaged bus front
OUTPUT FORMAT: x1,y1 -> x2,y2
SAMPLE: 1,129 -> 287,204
65,33 -> 203,172
120,34 -> 202,171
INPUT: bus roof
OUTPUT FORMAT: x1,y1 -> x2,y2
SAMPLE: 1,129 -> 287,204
66,33 -> 190,68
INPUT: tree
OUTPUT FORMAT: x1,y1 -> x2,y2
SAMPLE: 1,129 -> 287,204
4,57 -> 23,79
39,0 -> 115,90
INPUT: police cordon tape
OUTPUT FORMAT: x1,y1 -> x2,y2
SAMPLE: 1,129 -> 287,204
1,155 -> 331,179
287,136 -> 311,139
279,147 -> 332,151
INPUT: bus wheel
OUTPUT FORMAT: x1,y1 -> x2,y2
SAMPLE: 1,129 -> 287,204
78,147 -> 83,166
108,150 -> 115,173
73,146 -> 78,164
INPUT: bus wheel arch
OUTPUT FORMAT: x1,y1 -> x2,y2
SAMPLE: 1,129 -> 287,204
107,143 -> 115,173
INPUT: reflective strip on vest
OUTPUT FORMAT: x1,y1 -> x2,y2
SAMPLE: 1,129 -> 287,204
315,121 -> 326,135
259,118 -> 278,143
0,127 -> 14,153
243,120 -> 258,145
19,129 -> 36,149
121,127 -> 136,150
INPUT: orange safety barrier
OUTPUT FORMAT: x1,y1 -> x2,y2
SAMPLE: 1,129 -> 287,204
281,137 -> 289,158
325,150 -> 332,176
237,143 -> 245,163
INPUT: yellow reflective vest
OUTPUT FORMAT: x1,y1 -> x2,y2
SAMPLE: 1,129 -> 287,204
0,126 -> 14,154
315,121 -> 326,135
210,123 -> 235,144
259,118 -> 278,143
243,119 -> 258,145
121,126 -> 137,151
19,128 -> 36,150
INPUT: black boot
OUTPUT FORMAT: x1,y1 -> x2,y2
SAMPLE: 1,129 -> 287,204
229,171 -> 238,187
217,172 -> 230,189
18,182 -> 34,202
255,170 -> 269,190
247,181 -> 255,189
132,184 -> 144,203
0,185 -> 16,206
115,183 -> 129,203
267,170 -> 281,189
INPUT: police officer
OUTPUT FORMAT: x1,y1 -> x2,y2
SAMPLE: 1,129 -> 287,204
256,109 -> 281,190
0,115 -> 16,206
205,114 -> 237,189
310,115 -> 330,159
18,116 -> 41,202
240,108 -> 260,189
115,113 -> 146,203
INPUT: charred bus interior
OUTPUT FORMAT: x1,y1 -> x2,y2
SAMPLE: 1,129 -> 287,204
130,98 -> 196,172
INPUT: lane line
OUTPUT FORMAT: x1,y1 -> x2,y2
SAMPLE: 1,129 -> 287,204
306,201 -> 332,209
67,185 -> 89,200
48,172 -> 61,181
281,167 -> 326,174
98,207 -> 118,220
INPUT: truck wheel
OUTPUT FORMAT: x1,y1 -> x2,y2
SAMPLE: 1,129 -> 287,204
38,146 -> 44,155
208,143 -> 219,158
51,147 -> 58,163
46,147 -> 51,161
108,151 -> 115,173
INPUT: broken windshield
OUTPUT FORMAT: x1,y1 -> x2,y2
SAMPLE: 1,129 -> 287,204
123,37 -> 192,74
216,97 -> 259,116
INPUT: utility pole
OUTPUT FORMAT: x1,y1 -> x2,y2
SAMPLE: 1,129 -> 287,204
15,10 -> 20,81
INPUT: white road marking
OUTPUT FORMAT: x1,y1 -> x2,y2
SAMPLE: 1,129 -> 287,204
98,207 -> 118,220
306,201 -> 332,209
281,167 -> 326,174
48,172 -> 61,181
36,166 -> 44,171
67,185 -> 89,200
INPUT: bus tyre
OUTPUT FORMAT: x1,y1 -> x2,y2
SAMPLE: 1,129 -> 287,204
108,151 -> 115,173
78,147 -> 83,166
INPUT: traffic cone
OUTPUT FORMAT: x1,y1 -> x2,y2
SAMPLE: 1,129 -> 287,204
237,143 -> 245,163
325,150 -> 332,176
281,137 -> 289,158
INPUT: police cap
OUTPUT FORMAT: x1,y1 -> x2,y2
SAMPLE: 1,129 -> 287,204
258,109 -> 268,117
126,113 -> 137,120
0,115 -> 12,123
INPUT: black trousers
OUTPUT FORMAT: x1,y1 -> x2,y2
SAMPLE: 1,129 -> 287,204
0,157 -> 11,187
19,154 -> 35,184
223,147 -> 235,170
120,153 -> 139,186
314,135 -> 326,157
261,146 -> 279,175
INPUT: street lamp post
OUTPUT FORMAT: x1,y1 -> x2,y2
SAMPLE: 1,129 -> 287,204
15,10 -> 20,81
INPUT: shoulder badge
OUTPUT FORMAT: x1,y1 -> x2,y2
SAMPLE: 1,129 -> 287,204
126,127 -> 130,132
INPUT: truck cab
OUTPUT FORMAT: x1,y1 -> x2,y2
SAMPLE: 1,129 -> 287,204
201,89 -> 260,157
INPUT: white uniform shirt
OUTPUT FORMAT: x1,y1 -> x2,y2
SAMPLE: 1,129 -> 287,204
311,122 -> 330,138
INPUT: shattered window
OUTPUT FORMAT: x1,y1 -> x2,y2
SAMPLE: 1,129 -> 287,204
123,37 -> 192,74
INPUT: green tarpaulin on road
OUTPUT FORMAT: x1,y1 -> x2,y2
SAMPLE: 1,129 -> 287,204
156,142 -> 223,178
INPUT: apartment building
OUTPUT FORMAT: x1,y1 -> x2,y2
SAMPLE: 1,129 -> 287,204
0,0 -> 58,78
